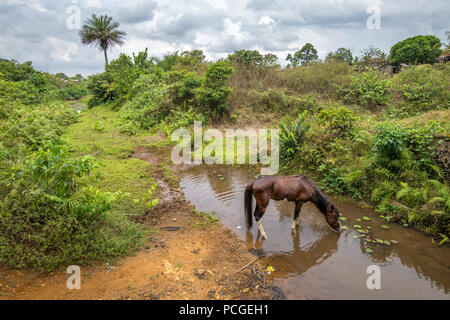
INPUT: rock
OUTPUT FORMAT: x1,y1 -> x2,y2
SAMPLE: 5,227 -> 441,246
242,288 -> 249,293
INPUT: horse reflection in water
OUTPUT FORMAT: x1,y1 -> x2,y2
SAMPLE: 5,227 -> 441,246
245,226 -> 339,278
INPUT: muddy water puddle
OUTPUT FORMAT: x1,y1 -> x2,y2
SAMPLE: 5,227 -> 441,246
179,165 -> 450,299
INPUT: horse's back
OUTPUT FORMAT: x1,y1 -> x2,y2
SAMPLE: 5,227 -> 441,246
252,175 -> 312,202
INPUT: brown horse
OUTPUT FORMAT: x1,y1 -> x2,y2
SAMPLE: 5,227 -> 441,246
244,175 -> 341,239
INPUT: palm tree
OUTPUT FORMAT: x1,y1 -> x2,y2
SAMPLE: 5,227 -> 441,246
79,14 -> 126,66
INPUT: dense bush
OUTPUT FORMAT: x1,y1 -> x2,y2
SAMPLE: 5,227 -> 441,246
392,65 -> 449,114
317,106 -> 358,137
338,70 -> 392,108
247,88 -> 321,115
196,61 -> 233,119
283,61 -> 354,97
57,85 -> 88,100
0,146 -> 143,271
0,62 -> 144,271
279,111 -> 310,162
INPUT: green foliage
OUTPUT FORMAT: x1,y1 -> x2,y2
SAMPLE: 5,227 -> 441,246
372,123 -> 408,161
118,74 -> 169,134
390,35 -> 442,66
86,50 -> 156,107
0,100 -> 78,153
317,106 -> 358,137
317,163 -> 349,195
178,50 -> 205,70
338,70 -> 392,108
0,61 -> 145,271
326,48 -> 353,65
283,61 -> 354,97
248,89 -> 321,115
0,146 -> 144,271
160,107 -> 205,136
356,47 -> 388,69
57,85 -> 88,100
94,121 -> 105,132
156,52 -> 180,71
142,183 -> 160,209
0,60 -> 47,90
392,65 -> 449,114
286,43 -> 319,67
196,61 -> 233,118
167,71 -> 202,104
396,180 -> 450,235
279,111 -> 310,162
228,49 -> 278,69
373,122 -> 441,173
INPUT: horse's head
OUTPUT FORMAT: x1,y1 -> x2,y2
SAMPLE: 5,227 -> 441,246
325,204 -> 341,232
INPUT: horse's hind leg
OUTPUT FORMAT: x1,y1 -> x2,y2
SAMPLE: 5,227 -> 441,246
291,201 -> 304,232
254,195 -> 270,239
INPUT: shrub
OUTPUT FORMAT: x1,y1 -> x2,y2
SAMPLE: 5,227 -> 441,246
325,48 -> 353,65
0,146 -> 144,271
118,74 -> 169,134
317,106 -> 358,137
196,61 -> 233,119
372,123 -> 408,161
338,70 -> 392,108
393,65 -> 449,113
279,111 -> 310,162
57,85 -> 88,100
248,89 -> 321,115
282,61 -> 354,97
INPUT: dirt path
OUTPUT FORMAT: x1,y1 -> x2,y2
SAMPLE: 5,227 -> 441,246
0,145 -> 274,300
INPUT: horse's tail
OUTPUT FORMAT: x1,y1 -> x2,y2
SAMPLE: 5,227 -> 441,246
244,182 -> 254,229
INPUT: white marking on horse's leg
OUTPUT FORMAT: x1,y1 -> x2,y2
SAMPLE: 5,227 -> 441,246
291,217 -> 300,232
291,217 -> 300,231
257,220 -> 267,239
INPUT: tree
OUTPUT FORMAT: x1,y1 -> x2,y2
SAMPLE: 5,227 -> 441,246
326,48 -> 353,64
286,43 -> 319,67
55,72 -> 69,80
390,35 -> 442,66
360,46 -> 387,62
79,14 -> 126,66
228,50 -> 278,68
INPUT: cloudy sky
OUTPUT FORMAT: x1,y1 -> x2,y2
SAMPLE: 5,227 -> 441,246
0,0 -> 448,76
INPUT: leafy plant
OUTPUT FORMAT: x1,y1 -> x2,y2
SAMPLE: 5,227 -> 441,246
279,111 -> 310,162
196,61 -> 233,119
317,106 -> 358,137
142,183 -> 160,210
338,70 -> 392,108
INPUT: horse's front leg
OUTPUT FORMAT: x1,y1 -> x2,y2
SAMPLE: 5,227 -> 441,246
291,201 -> 304,232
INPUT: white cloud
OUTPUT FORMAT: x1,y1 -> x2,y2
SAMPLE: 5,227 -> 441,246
0,0 -> 448,75
258,15 -> 275,25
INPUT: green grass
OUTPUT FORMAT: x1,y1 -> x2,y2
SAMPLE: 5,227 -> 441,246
192,210 -> 218,229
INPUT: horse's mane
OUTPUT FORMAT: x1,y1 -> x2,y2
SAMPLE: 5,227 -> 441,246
303,176 -> 331,214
